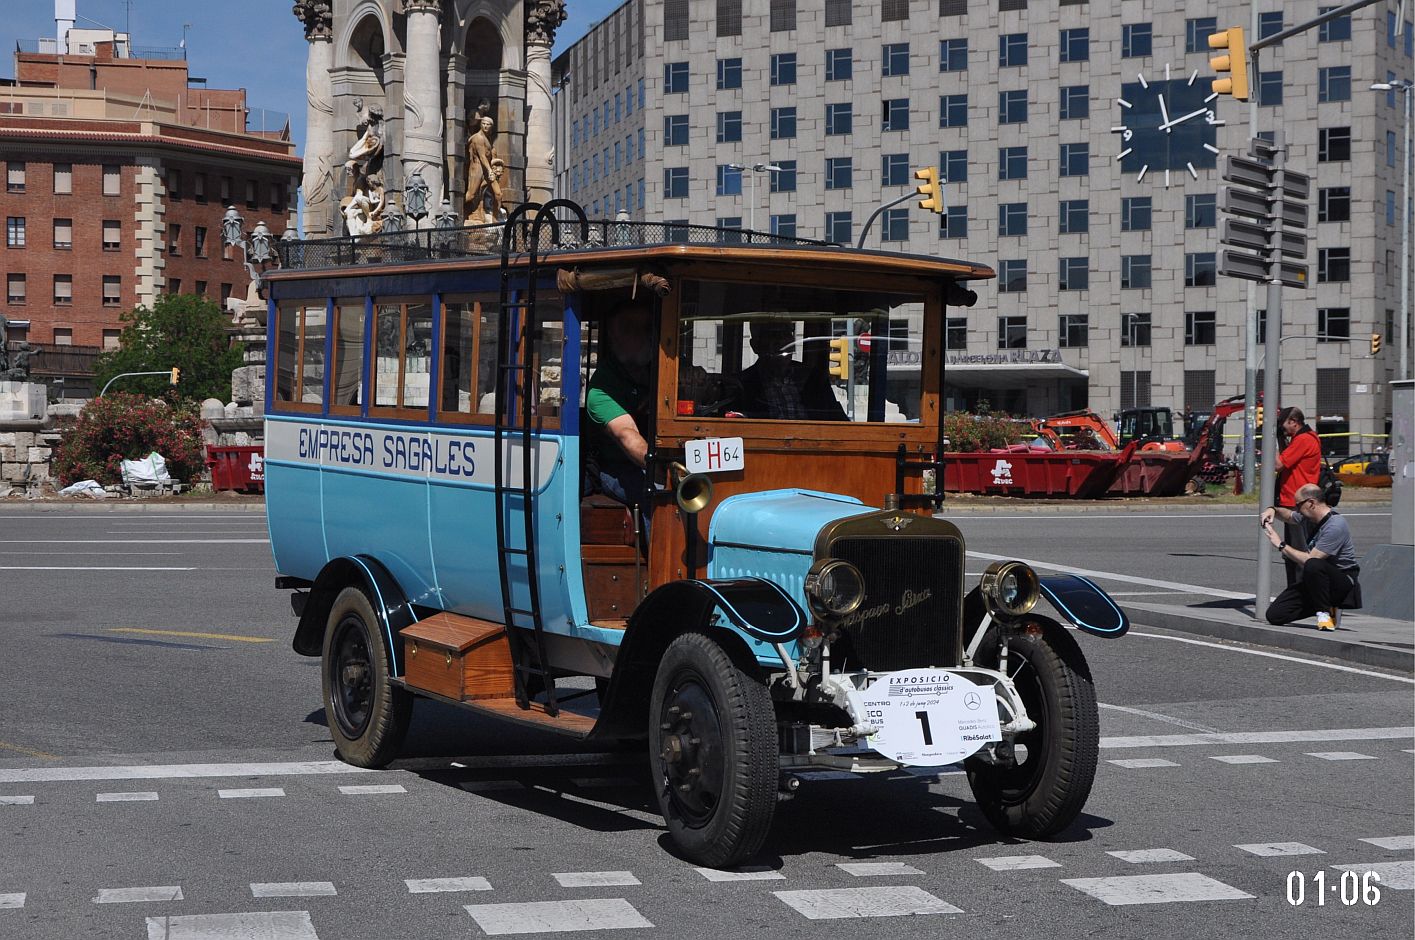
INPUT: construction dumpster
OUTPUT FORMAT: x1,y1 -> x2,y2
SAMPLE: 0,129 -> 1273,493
206,445 -> 265,493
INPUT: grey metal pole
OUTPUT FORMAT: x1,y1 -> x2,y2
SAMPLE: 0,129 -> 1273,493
1242,30 -> 1261,494
1400,82 -> 1412,381
1254,130 -> 1286,622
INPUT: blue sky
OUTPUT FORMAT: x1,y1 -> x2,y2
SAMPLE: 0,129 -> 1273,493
2,0 -> 626,152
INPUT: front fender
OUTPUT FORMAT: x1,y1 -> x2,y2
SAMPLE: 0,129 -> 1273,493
291,555 -> 416,672
1039,574 -> 1130,638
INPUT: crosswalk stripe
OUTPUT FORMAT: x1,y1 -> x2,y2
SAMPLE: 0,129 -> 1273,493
338,784 -> 406,795
1307,752 -> 1378,761
1234,842 -> 1325,857
96,791 -> 159,802
1107,758 -> 1179,768
0,893 -> 24,909
250,883 -> 337,898
218,787 -> 286,799
1331,861 -> 1414,890
1359,836 -> 1415,850
1108,849 -> 1195,864
94,886 -> 183,903
553,872 -> 640,888
1102,727 -> 1414,748
144,911 -> 319,940
836,862 -> 924,877
1209,755 -> 1278,764
1061,873 -> 1254,906
465,898 -> 652,934
975,855 -> 1061,871
695,867 -> 785,882
0,795 -> 35,805
774,886 -> 962,919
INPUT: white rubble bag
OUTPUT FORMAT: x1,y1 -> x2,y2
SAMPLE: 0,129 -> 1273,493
120,452 -> 173,487
58,479 -> 107,498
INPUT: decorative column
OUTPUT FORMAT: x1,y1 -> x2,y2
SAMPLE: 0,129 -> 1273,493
524,1 -> 566,207
402,0 -> 446,226
293,2 -> 335,235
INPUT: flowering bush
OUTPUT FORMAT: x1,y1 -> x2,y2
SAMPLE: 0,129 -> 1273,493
943,411 -> 1034,453
52,393 -> 207,485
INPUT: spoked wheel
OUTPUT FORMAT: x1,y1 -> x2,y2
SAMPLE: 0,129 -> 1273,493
321,586 -> 412,768
649,632 -> 777,868
964,621 -> 1098,838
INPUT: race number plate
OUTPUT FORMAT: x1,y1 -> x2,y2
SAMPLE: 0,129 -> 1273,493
853,669 -> 1001,766
684,437 -> 744,474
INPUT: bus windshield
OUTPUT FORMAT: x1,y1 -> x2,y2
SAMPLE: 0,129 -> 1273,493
675,279 -> 926,423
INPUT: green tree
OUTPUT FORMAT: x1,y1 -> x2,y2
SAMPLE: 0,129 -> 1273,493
94,294 -> 241,402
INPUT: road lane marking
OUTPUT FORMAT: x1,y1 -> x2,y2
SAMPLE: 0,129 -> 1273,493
1127,631 -> 1415,684
218,787 -> 285,799
0,566 -> 197,571
0,894 -> 24,909
1061,873 -> 1254,905
111,628 -> 274,644
96,792 -> 159,802
339,784 -> 406,795
144,912 -> 319,940
975,855 -> 1061,871
0,761 -> 375,784
1108,849 -> 1195,864
1307,751 -> 1378,761
1331,861 -> 1414,890
406,877 -> 492,894
1106,758 -> 1180,768
1102,728 -> 1413,748
836,862 -> 925,877
951,512 -> 1392,520
250,883 -> 336,898
0,539 -> 268,544
695,867 -> 785,882
0,795 -> 35,805
465,899 -> 653,934
94,886 -> 183,903
1098,703 -> 1221,733
553,871 -> 641,888
1208,755 -> 1278,764
967,551 -> 1251,600
774,887 -> 962,919
1235,843 -> 1325,857
1360,836 -> 1415,850
0,741 -> 58,760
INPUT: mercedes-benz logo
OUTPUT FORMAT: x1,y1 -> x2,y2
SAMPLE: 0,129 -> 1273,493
963,691 -> 982,710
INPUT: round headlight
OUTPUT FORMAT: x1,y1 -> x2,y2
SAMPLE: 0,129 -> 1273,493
803,558 -> 866,620
980,560 -> 1040,618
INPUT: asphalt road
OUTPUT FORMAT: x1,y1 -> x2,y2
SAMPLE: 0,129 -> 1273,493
0,505 -> 1410,940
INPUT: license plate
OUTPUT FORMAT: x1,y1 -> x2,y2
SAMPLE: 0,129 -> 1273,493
684,437 -> 744,474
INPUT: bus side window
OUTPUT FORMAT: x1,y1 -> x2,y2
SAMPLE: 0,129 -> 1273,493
331,300 -> 365,411
301,306 -> 326,405
275,302 -> 326,408
438,294 -> 500,419
371,299 -> 432,413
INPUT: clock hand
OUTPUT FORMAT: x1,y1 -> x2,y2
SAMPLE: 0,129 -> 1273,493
1159,107 -> 1210,131
1158,93 -> 1171,132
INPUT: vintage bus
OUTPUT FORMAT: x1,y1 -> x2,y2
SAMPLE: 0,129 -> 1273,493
264,204 -> 1128,867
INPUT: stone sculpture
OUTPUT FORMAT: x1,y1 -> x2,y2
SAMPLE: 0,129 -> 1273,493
341,98 -> 386,234
464,107 -> 503,224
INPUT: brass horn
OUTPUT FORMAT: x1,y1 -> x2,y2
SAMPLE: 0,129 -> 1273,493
669,462 -> 714,514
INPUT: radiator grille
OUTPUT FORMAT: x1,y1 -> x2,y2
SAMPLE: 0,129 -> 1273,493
828,536 -> 964,672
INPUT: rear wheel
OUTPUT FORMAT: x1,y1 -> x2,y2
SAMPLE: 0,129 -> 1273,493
965,621 -> 1098,838
321,586 -> 412,768
649,632 -> 777,868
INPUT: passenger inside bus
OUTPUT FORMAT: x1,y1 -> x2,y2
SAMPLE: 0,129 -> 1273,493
585,301 -> 654,514
732,319 -> 848,421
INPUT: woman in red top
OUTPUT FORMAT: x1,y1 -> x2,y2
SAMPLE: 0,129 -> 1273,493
1275,406 -> 1323,585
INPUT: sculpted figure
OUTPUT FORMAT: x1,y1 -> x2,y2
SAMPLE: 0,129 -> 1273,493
464,113 -> 502,224
341,98 -> 386,234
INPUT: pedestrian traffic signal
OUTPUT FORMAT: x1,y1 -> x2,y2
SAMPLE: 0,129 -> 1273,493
914,166 -> 943,215
827,337 -> 851,380
1371,332 -> 1382,355
1255,402 -> 1264,428
169,366 -> 182,385
1208,27 -> 1249,100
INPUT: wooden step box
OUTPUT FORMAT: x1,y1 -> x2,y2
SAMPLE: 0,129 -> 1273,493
400,613 -> 515,702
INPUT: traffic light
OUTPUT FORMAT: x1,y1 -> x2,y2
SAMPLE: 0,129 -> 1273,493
1371,332 -> 1382,355
1255,402 -> 1264,429
1208,27 -> 1249,100
914,166 -> 943,214
169,366 -> 182,386
827,337 -> 850,380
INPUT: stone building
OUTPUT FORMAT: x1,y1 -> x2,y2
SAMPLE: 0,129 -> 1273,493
554,0 -> 1412,450
293,0 -> 568,237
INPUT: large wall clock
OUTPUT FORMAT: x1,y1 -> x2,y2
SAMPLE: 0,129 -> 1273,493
1111,64 -> 1222,187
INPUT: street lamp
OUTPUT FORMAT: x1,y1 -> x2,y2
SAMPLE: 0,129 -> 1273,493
1372,79 -> 1413,381
726,162 -> 782,234
221,206 -> 280,296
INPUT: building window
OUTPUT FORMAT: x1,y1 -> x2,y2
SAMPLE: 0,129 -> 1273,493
883,98 -> 910,132
1186,17 -> 1218,53
168,224 -> 182,256
53,275 -> 72,305
882,0 -> 909,19
940,0 -> 966,13
53,218 -> 72,250
1387,190 -> 1397,225
1389,131 -> 1398,167
664,115 -> 688,146
103,165 -> 121,196
52,327 -> 72,346
664,167 -> 689,199
1123,23 -> 1153,58
194,174 -> 206,202
825,211 -> 852,244
1060,27 -> 1089,63
770,0 -> 797,32
103,275 -> 121,306
1122,255 -> 1152,289
1122,196 -> 1152,231
102,220 -> 120,250
195,280 -> 207,297
882,154 -> 910,186
825,157 -> 853,190
1060,142 -> 1089,177
1059,313 -> 1089,348
716,111 -> 743,143
716,57 -> 742,89
195,226 -> 208,258
998,260 -> 1027,293
942,149 -> 967,183
1185,252 -> 1217,287
940,205 -> 967,238
999,89 -> 1028,124
102,329 -> 121,350
716,0 -> 742,37
53,163 -> 72,194
1319,187 -> 1351,223
1319,7 -> 1352,41
770,214 -> 797,238
5,217 -> 24,248
1185,193 -> 1217,228
881,208 -> 910,242
771,107 -> 797,140
1318,247 -> 1351,282
716,164 -> 743,196
1059,199 -> 1089,234
1185,310 -> 1217,345
771,53 -> 797,86
939,94 -> 968,127
945,317 -> 967,350
170,278 -> 181,294
167,169 -> 182,199
1258,11 -> 1283,39
1120,370 -> 1152,409
826,103 -> 853,135
6,274 -> 24,304
1318,307 -> 1351,342
999,33 -> 1028,68
1060,85 -> 1089,120
1059,257 -> 1089,291
883,43 -> 910,77
1182,370 -> 1216,411
825,0 -> 852,27
1319,127 -> 1351,162
769,161 -> 797,193
1317,367 -> 1351,419
1258,71 -> 1283,106
940,38 -> 967,72
1319,66 -> 1351,102
244,180 -> 257,209
826,48 -> 852,82
6,162 -> 24,193
664,62 -> 689,94
997,315 -> 1028,348
999,203 -> 1028,237
999,146 -> 1028,180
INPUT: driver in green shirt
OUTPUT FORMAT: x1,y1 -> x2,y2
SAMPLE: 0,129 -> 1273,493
586,302 -> 654,513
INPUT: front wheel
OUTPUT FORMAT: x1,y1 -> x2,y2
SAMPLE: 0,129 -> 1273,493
965,620 -> 1098,838
648,632 -> 777,868
321,586 -> 412,768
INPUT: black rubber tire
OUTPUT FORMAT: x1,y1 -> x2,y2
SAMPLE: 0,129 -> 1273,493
648,632 -> 777,868
964,621 -> 1099,838
321,586 -> 412,768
